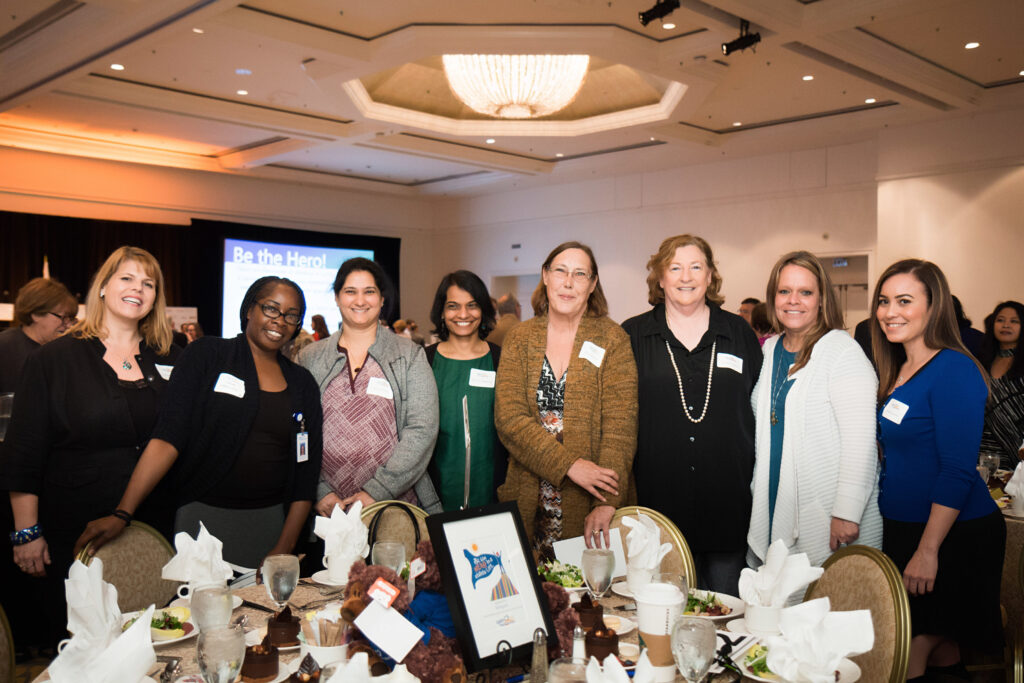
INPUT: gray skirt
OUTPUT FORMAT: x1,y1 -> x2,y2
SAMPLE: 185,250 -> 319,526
175,501 -> 285,570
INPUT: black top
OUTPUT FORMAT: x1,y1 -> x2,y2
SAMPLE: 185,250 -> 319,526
0,327 -> 40,394
152,334 -> 322,506
621,303 -> 763,553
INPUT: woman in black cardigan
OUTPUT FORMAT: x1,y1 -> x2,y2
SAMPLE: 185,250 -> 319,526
76,276 -> 323,568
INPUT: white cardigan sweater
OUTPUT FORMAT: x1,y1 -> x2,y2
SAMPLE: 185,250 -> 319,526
747,330 -> 882,568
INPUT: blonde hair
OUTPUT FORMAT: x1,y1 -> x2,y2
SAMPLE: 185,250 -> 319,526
69,246 -> 173,355
531,241 -> 608,318
645,234 -> 724,306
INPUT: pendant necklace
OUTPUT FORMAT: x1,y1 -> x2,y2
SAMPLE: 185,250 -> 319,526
770,346 -> 794,426
664,339 -> 715,423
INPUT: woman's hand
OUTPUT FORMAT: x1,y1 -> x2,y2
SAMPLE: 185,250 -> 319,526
338,491 -> 375,512
828,517 -> 860,551
74,516 -> 128,557
584,505 -> 616,549
567,459 -> 619,502
903,546 -> 939,596
316,492 -> 344,517
13,537 -> 50,577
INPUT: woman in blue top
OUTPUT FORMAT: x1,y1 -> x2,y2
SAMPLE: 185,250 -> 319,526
873,259 -> 1004,681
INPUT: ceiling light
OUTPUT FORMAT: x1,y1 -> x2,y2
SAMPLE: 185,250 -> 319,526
236,89 -> 248,96
110,63 -> 125,71
802,75 -> 814,81
485,138 -> 496,144
639,0 -> 679,27
443,55 -> 589,119
722,19 -> 761,56
864,97 -> 876,104
235,68 -> 252,76
663,22 -> 676,30
192,27 -> 204,34
1019,69 -> 1024,76
556,153 -> 564,157
964,41 -> 980,49
732,122 -> 742,127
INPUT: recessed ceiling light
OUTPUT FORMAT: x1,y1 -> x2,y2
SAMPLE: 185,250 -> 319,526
864,98 -> 876,104
192,27 -> 204,34
236,89 -> 248,96
1019,69 -> 1024,76
650,137 -> 656,141
802,75 -> 814,81
662,22 -> 676,29
235,68 -> 252,76
964,41 -> 980,49
485,138 -> 495,144
556,153 -> 564,157
732,122 -> 742,127
110,63 -> 125,71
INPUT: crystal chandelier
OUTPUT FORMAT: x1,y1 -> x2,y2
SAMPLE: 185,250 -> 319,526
442,54 -> 590,119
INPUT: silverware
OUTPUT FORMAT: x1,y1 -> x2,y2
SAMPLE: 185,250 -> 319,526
156,655 -> 181,682
240,599 -> 275,613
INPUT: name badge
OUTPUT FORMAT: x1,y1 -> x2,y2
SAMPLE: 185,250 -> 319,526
155,364 -> 174,380
367,376 -> 394,399
716,352 -> 743,374
882,398 -> 910,424
296,432 -> 309,463
579,341 -> 605,368
468,368 -> 496,388
213,373 -> 245,398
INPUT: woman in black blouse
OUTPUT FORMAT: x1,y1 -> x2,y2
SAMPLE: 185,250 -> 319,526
1,246 -> 179,644
622,234 -> 762,595
76,277 -> 323,569
978,300 -> 1024,469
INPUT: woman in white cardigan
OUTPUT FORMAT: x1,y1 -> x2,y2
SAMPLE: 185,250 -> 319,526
747,251 -> 882,570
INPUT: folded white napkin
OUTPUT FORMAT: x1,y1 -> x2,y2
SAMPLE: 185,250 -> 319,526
738,539 -> 824,607
586,653 -> 630,683
161,521 -> 234,585
383,663 -> 422,683
326,651 -> 371,683
620,513 -> 672,570
313,500 -> 370,562
1005,462 -> 1024,499
764,597 -> 874,683
64,558 -> 121,647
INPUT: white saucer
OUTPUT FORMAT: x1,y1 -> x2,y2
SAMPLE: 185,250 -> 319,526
603,615 -> 636,636
311,569 -> 347,587
610,581 -> 632,598
170,595 -> 243,610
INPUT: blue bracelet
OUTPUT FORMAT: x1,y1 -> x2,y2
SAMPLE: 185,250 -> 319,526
9,524 -> 42,545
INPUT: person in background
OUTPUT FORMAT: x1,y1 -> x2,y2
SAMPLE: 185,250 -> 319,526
853,317 -> 875,367
1,246 -> 179,648
171,320 -> 188,348
748,251 -> 881,572
978,300 -> 1024,469
310,314 -> 330,341
0,277 -> 77,393
489,293 -> 522,346
183,321 -> 203,343
873,260 -> 1003,681
622,235 -> 762,595
424,271 -> 506,510
951,295 -> 984,359
738,297 -> 760,326
495,241 -> 637,558
749,302 -> 773,346
75,276 -> 322,569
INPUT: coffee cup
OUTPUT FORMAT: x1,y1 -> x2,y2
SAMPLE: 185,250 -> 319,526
626,562 -> 653,596
744,604 -> 782,636
635,581 -> 685,682
322,552 -> 356,584
177,579 -> 227,600
300,642 -> 347,668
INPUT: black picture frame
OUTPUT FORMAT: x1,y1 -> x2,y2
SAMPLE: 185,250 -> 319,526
426,501 -> 556,673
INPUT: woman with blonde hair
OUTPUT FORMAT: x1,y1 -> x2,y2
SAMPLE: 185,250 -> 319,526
748,251 -> 881,572
0,246 -> 179,646
495,241 -> 637,558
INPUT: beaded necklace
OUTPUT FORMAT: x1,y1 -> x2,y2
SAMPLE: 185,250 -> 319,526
664,339 -> 715,423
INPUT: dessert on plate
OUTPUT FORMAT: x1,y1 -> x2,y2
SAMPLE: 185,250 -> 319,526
268,605 -> 300,647
585,616 -> 619,661
240,634 -> 279,683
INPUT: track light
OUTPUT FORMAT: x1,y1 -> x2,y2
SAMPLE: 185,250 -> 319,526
722,19 -> 761,56
639,0 -> 680,27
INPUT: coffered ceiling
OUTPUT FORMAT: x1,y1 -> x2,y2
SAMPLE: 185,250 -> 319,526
1,0 -> 1021,196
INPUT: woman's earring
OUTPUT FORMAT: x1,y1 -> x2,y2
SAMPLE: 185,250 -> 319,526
99,288 -> 105,298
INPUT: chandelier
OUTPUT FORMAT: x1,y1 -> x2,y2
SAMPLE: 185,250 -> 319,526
442,54 -> 590,119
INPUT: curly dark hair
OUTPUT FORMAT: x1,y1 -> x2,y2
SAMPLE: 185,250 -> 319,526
980,300 -> 1024,380
429,270 -> 497,341
239,276 -> 306,340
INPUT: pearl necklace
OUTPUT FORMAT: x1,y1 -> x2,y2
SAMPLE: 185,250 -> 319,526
664,339 -> 715,423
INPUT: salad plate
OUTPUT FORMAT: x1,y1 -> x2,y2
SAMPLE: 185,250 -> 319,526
536,560 -> 585,591
739,645 -> 861,682
684,590 -> 745,621
123,608 -> 198,647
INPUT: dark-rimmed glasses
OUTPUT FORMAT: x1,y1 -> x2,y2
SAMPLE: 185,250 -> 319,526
259,303 -> 301,326
46,312 -> 77,325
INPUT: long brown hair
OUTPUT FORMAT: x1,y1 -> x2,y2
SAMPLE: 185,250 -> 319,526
765,250 -> 845,375
68,246 -> 173,355
645,234 -> 725,306
871,259 -> 987,401
531,241 -> 609,318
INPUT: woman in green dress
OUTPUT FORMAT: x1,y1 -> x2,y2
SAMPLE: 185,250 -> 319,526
424,271 -> 506,510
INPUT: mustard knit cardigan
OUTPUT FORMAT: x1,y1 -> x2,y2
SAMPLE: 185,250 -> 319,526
494,314 -> 639,541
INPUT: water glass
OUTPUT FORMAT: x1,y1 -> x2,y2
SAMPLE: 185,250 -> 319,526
979,454 -> 1000,484
191,584 -> 234,632
196,625 -> 245,683
371,541 -> 406,574
581,548 -> 615,600
671,616 -> 716,682
262,554 -> 300,609
548,657 -> 588,682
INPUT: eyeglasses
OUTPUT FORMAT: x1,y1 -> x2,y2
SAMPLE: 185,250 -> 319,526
547,266 -> 593,283
47,312 -> 77,325
259,302 -> 301,326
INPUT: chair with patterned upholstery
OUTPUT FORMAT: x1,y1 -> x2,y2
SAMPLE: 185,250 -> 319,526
76,520 -> 179,613
803,545 -> 910,683
0,603 -> 13,683
360,500 -> 430,561
610,505 -> 697,589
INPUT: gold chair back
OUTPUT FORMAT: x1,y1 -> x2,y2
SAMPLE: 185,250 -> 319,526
76,521 -> 178,613
0,603 -> 13,683
803,545 -> 910,683
610,506 -> 697,589
360,500 -> 430,560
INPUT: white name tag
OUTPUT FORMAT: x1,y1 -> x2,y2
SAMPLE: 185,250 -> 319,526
367,376 -> 394,399
882,398 -> 910,424
155,364 -> 173,380
716,352 -> 743,374
213,373 -> 245,398
579,340 -> 605,368
468,368 -> 496,388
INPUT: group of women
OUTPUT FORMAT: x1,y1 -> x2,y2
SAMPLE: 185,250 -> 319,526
1,237 -> 1014,680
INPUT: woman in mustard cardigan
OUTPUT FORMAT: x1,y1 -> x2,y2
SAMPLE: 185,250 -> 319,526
495,241 -> 638,558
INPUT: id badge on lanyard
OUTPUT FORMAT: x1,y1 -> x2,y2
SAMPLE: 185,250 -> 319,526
294,412 -> 309,463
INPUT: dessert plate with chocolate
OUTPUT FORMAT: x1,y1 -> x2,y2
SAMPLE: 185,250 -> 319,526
601,614 -> 636,636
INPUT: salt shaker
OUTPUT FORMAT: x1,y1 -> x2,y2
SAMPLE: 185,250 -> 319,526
530,628 -> 548,683
571,624 -> 586,662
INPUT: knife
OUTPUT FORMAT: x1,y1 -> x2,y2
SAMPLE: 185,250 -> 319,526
240,599 -> 275,613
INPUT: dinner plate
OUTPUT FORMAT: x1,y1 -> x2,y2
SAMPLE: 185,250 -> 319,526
123,610 -> 199,647
740,656 -> 860,682
311,570 -> 346,587
602,615 -> 636,636
684,590 -> 746,621
610,581 -> 632,598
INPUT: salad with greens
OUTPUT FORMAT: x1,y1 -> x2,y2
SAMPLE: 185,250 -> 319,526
685,590 -> 732,617
744,644 -> 778,679
536,560 -> 584,588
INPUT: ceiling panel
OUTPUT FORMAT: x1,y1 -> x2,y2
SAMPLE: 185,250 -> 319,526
274,143 -> 488,184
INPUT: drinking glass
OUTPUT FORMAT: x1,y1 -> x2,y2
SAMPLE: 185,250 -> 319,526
262,554 -> 300,609
979,454 -> 1000,484
548,657 -> 588,683
371,541 -> 406,574
581,548 -> 615,600
196,625 -> 245,683
671,616 -> 716,682
191,584 -> 234,632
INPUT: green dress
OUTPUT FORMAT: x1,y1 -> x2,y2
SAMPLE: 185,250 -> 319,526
430,352 -> 497,510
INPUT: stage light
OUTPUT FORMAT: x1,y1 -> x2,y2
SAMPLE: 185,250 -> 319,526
722,19 -> 761,56
639,0 -> 680,27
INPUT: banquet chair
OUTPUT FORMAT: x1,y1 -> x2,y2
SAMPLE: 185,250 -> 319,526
76,520 -> 179,613
803,545 -> 910,683
360,500 -> 430,561
0,603 -> 13,683
610,506 -> 697,589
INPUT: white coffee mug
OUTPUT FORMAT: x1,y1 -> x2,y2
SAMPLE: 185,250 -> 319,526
744,604 -> 782,636
300,642 -> 347,668
322,552 -> 356,584
177,579 -> 227,600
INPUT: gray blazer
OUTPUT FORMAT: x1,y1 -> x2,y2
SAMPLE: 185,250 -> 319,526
298,322 -> 441,513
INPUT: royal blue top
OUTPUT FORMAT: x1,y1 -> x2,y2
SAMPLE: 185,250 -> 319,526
768,340 -> 797,536
878,349 -> 995,523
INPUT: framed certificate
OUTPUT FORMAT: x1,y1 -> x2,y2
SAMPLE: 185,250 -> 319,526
426,502 -> 556,672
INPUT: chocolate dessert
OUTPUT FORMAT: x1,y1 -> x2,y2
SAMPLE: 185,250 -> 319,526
288,653 -> 321,682
240,634 -> 279,683
585,616 -> 619,661
572,594 -> 603,631
267,605 -> 300,647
